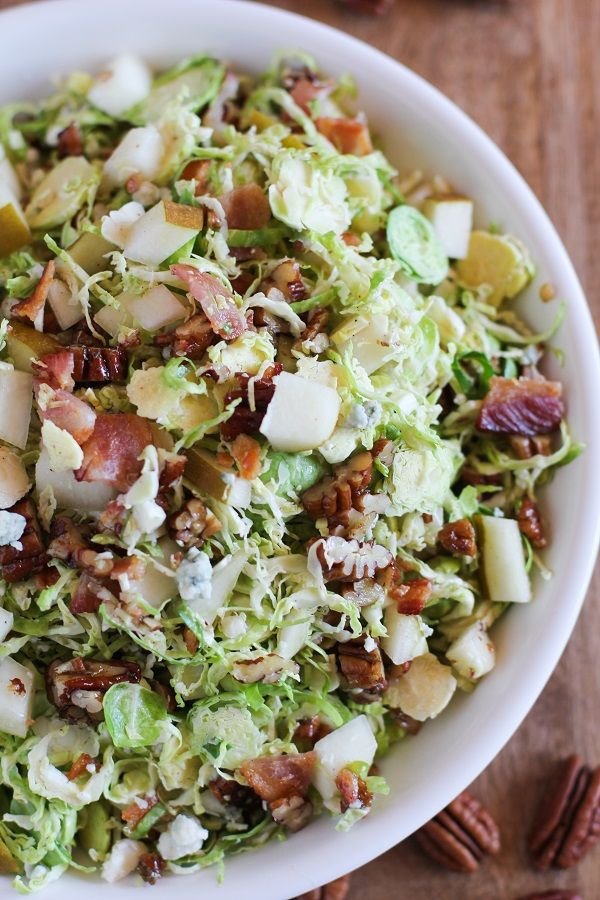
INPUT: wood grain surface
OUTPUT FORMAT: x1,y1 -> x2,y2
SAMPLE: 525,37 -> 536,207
0,0 -> 599,897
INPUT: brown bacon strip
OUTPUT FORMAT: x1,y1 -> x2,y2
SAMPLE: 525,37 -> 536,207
11,260 -> 55,325
316,117 -> 373,156
220,184 -> 271,230
240,752 -> 316,802
171,264 -> 247,341
476,377 -> 564,437
36,388 -> 97,443
0,498 -> 47,583
75,413 -> 153,492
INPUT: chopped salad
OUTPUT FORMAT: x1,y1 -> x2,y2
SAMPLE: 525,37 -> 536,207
0,51 -> 578,891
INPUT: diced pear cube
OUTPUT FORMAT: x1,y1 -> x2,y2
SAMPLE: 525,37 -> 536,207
259,372 -> 341,452
88,55 -> 152,118
0,607 -> 14,642
384,653 -> 456,722
103,126 -> 164,187
456,230 -> 534,306
123,200 -> 203,266
0,185 -> 30,256
25,157 -> 97,230
123,284 -> 186,331
185,448 -> 249,505
476,514 -> 532,604
47,278 -> 83,330
422,194 -> 473,260
0,145 -> 22,199
69,232 -> 116,275
333,313 -> 390,376
0,368 -> 33,449
208,550 -> 249,623
381,609 -> 432,666
0,447 -> 30,509
0,657 -> 34,738
94,304 -> 131,338
313,716 -> 377,801
36,447 -> 116,511
5,321 -> 60,374
446,621 -> 496,680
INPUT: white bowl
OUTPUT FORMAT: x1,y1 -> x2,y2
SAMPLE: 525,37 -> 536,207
1,1 -> 599,897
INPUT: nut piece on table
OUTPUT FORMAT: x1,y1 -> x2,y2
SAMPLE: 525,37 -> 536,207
516,891 -> 583,900
529,754 -> 600,870
294,874 -> 350,900
414,789 -> 501,872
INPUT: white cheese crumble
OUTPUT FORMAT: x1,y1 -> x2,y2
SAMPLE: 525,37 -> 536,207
41,419 -> 83,472
121,445 -> 166,538
175,548 -> 212,605
0,510 -> 26,548
157,814 -> 208,861
101,839 -> 146,883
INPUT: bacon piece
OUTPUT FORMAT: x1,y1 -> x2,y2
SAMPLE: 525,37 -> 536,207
0,498 -> 47,583
180,159 -> 212,195
75,414 -> 153,492
33,350 -> 75,391
518,497 -> 547,549
11,260 -> 55,326
137,852 -> 165,885
37,388 -> 97,443
316,117 -> 373,156
122,795 -> 158,829
231,434 -> 262,480
220,364 -> 281,441
289,77 -> 322,113
220,184 -> 271,230
337,638 -> 386,692
57,123 -> 83,158
171,264 -> 247,341
335,767 -> 373,813
240,752 -> 316,802
155,312 -> 215,360
476,377 -> 564,437
67,753 -> 98,781
70,573 -> 110,614
438,519 -> 477,557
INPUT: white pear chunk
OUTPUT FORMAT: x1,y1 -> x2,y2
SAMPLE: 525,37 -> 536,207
0,657 -> 34,738
0,607 -> 14,642
207,550 -> 248,624
123,284 -> 187,331
0,368 -> 33,449
47,278 -> 83,330
476,515 -> 532,604
0,184 -> 30,256
94,304 -> 131,337
88,55 -> 152,118
381,609 -> 432,666
123,200 -> 203,266
259,372 -> 340,452
0,447 -> 30,509
334,313 -> 391,376
127,560 -> 176,608
422,195 -> 474,260
103,126 -> 164,187
385,653 -> 456,722
25,157 -> 96,230
447,622 -> 496,680
36,448 -> 116,512
313,716 -> 377,801
0,145 -> 22,199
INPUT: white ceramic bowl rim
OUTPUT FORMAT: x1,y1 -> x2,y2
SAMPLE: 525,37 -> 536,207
1,1 -> 599,897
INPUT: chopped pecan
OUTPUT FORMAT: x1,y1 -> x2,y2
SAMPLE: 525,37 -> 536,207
477,376 -> 564,437
220,363 -> 281,441
335,767 -> 373,813
66,753 -> 99,781
508,434 -> 553,459
232,653 -> 298,684
438,519 -> 477,557
0,498 -> 47,583
293,307 -> 329,353
295,875 -> 351,900
377,562 -> 432,614
183,626 -> 199,655
293,716 -> 332,751
57,123 -> 83,157
209,776 -> 258,811
155,313 -> 215,359
168,497 -> 221,548
268,259 -> 306,302
371,437 -> 394,467
230,433 -> 262,480
459,465 -> 503,487
11,260 -> 55,325
337,638 -> 386,692
415,789 -> 501,872
46,657 -> 141,722
313,536 -> 392,583
137,852 -> 165,885
302,452 -> 373,521
390,707 -> 422,736
518,497 -> 547,549
269,794 -> 313,832
529,754 -> 600,870
240,752 -> 315,802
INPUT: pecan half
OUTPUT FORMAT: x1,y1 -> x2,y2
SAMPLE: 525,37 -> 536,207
302,452 -> 372,522
438,519 -> 477,557
270,794 -> 313,832
155,313 -> 215,359
529,754 -> 600,870
518,497 -> 547,549
0,498 -> 47,582
508,434 -> 553,459
46,657 -> 141,723
313,536 -> 392,583
295,875 -> 350,900
168,497 -> 221,548
209,776 -> 259,812
415,789 -> 501,872
337,638 -> 386,692
137,852 -> 165,885
335,767 -> 373,813
220,364 -> 282,440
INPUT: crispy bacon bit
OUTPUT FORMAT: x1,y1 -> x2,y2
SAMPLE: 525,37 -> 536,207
0,498 -> 47,583
314,536 -> 392,583
36,387 -> 97,443
335,767 -> 373,814
518,497 -> 547,549
168,497 -> 221,548
508,434 -> 553,459
209,776 -> 258,811
376,561 -> 432,614
293,716 -> 332,751
303,452 -> 372,522
438,519 -> 477,557
477,377 -> 564,437
33,350 -> 75,391
342,231 -> 362,247
46,657 -> 141,722
9,678 -> 26,696
156,312 -> 215,359
70,573 -> 110,614
67,753 -> 98,781
316,117 -> 373,156
160,454 -> 186,490
171,264 -> 247,341
337,638 -> 386,692
240,752 -> 316,802
57,123 -> 83,158
231,434 -> 262,480
289,77 -> 323,114
180,159 -> 212,194
75,413 -> 153,492
269,259 -> 306,302
137,852 -> 165,885
220,183 -> 271,230
11,260 -> 55,326
122,795 -> 158,828
220,364 -> 282,441
269,795 -> 313,832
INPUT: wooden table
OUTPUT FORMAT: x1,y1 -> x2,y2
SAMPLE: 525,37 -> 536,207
1,0 -> 599,897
